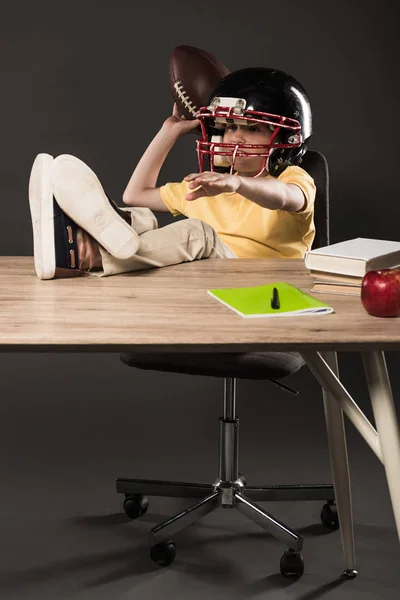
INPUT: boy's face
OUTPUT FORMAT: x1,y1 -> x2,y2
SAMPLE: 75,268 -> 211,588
222,122 -> 273,176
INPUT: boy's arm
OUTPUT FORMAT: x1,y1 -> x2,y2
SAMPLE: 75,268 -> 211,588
184,171 -> 306,213
122,104 -> 200,212
236,176 -> 305,212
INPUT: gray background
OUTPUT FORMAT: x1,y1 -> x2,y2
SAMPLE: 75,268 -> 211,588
0,1 -> 399,598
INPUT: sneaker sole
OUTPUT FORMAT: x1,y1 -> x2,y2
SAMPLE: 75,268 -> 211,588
28,153 -> 56,279
50,155 -> 140,260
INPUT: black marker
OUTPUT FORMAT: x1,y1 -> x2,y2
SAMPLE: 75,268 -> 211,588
271,286 -> 280,310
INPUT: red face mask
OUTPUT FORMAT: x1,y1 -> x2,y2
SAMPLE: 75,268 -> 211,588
196,97 -> 302,177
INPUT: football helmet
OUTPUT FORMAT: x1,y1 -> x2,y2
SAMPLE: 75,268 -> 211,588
196,67 -> 312,177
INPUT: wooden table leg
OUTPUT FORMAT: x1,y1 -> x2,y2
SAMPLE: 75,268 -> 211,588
362,351 -> 400,540
302,350 -> 356,575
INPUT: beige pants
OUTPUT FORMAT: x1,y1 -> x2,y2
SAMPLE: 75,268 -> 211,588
91,207 -> 236,277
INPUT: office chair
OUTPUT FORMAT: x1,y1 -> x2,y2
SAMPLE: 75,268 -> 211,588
117,150 -> 336,578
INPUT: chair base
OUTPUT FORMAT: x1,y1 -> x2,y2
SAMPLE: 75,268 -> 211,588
116,476 -> 335,550
117,476 -> 334,502
115,378 -> 337,576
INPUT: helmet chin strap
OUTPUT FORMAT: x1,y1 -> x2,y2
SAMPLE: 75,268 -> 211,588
265,146 -> 276,174
252,155 -> 269,178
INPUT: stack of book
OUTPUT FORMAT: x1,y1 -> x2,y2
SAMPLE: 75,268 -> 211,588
305,238 -> 400,296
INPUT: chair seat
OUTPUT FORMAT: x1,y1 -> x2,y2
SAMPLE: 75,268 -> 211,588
120,351 -> 305,380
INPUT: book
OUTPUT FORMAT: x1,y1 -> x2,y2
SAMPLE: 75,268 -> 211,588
310,281 -> 361,296
310,270 -> 362,296
304,238 -> 400,277
310,270 -> 363,285
208,282 -> 334,318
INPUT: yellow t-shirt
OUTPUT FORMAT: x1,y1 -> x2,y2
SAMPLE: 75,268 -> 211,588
159,166 -> 316,259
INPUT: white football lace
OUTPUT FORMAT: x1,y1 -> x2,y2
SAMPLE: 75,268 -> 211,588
173,81 -> 199,117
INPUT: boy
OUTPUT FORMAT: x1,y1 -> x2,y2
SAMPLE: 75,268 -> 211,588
29,67 -> 316,279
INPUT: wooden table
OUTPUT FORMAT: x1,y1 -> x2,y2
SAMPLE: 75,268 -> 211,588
1,256 -> 399,573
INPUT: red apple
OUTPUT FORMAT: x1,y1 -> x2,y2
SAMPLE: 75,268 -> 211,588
361,269 -> 400,317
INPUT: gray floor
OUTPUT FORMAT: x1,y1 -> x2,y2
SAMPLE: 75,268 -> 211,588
1,353 -> 399,599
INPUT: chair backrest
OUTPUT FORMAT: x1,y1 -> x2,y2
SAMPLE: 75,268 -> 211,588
300,150 -> 330,249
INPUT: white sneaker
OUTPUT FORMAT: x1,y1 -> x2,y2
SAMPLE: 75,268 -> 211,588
28,153 -> 86,279
50,154 -> 140,260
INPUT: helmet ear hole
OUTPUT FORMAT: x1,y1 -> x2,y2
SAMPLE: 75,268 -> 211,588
268,141 -> 309,177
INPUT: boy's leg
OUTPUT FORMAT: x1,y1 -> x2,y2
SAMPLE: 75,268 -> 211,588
92,218 -> 236,277
28,153 -> 148,278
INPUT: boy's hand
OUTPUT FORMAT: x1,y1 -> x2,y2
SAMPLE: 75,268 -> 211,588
162,103 -> 200,138
184,172 -> 240,201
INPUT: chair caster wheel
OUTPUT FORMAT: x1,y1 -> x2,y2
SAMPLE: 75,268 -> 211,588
150,540 -> 176,567
237,472 -> 247,487
280,550 -> 304,578
123,494 -> 149,519
342,568 -> 358,578
321,502 -> 339,530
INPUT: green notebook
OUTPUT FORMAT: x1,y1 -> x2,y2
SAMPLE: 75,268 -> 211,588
208,282 -> 334,318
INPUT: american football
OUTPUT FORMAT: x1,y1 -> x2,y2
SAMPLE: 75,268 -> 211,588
169,45 -> 230,120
